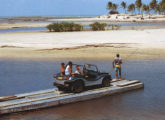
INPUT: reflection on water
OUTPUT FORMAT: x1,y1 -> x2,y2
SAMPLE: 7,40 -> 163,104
0,59 -> 165,120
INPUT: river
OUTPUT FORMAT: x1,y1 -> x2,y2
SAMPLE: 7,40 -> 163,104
0,22 -> 165,33
0,59 -> 165,120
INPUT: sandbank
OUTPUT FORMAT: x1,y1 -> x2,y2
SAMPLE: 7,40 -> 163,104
0,29 -> 164,60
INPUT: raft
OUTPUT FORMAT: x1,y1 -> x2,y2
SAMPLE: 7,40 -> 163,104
0,79 -> 144,115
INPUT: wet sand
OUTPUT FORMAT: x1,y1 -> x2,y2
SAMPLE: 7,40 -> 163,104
0,44 -> 165,61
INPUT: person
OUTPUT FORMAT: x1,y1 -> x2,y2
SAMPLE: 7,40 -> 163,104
53,62 -> 65,78
112,54 -> 122,80
73,65 -> 82,75
65,61 -> 73,76
60,63 -> 65,76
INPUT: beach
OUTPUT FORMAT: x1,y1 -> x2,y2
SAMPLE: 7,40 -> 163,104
0,15 -> 165,120
0,28 -> 165,60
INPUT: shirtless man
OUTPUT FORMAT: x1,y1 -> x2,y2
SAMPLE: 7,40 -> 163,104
112,54 -> 123,80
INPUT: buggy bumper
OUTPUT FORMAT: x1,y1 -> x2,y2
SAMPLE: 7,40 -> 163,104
53,82 -> 70,88
54,79 -> 75,88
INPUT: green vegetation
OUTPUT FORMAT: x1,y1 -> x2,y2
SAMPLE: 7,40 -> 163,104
135,0 -> 142,14
46,22 -> 83,32
121,1 -> 127,14
107,2 -> 118,14
107,0 -> 165,15
89,22 -> 107,31
142,4 -> 150,14
128,4 -> 136,15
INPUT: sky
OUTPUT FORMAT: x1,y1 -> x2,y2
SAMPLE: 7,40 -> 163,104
0,0 -> 162,17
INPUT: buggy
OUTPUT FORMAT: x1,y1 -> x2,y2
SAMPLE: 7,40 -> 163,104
54,64 -> 112,93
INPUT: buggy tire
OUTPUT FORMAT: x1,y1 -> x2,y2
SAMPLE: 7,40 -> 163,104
71,81 -> 84,93
102,78 -> 110,87
57,86 -> 64,91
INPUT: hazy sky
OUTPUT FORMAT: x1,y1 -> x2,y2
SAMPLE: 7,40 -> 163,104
0,0 -> 161,17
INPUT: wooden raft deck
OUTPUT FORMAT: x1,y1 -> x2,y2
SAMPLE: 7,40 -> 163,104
0,79 -> 144,115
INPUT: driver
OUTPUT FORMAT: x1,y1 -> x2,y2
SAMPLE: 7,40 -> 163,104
73,65 -> 82,75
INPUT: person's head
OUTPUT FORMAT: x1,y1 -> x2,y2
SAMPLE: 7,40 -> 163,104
68,61 -> 72,67
76,65 -> 80,70
116,54 -> 120,58
61,63 -> 65,67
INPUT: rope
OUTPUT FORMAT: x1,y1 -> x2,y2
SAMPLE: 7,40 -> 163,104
109,48 -> 139,74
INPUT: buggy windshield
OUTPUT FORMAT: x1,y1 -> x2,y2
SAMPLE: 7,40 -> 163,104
84,64 -> 98,72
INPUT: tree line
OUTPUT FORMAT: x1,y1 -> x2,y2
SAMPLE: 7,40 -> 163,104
107,0 -> 165,15
46,22 -> 110,32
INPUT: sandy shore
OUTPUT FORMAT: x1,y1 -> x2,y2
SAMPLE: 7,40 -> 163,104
0,29 -> 165,60
48,14 -> 165,22
0,45 -> 165,61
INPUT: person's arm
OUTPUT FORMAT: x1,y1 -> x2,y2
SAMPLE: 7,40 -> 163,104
120,59 -> 123,64
112,59 -> 115,68
69,67 -> 72,74
60,67 -> 64,76
79,70 -> 83,75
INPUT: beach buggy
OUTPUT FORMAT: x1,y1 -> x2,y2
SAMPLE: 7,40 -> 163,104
54,64 -> 112,93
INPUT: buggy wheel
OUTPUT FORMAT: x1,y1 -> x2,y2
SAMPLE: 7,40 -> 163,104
71,81 -> 84,93
102,78 -> 110,87
57,86 -> 64,91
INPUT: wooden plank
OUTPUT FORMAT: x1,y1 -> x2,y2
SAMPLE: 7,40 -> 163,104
16,88 -> 59,98
111,78 -> 126,83
0,82 -> 144,115
0,88 -> 59,102
0,93 -> 73,108
0,96 -> 17,102
117,80 -> 140,87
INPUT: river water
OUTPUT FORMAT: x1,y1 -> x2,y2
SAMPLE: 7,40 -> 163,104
0,59 -> 165,120
0,22 -> 165,33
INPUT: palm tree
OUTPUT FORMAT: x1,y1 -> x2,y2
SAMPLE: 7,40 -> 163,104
135,0 -> 142,14
142,4 -> 147,15
112,3 -> 118,12
149,0 -> 157,14
146,5 -> 150,14
128,4 -> 136,15
159,0 -> 165,14
142,4 -> 151,16
107,1 -> 113,11
121,1 -> 127,14
156,4 -> 161,14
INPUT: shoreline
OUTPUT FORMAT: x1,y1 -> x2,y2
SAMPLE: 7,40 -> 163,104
0,14 -> 165,30
0,44 -> 164,61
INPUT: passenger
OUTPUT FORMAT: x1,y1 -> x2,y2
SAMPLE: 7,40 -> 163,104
60,63 -> 65,76
73,65 -> 82,75
53,62 -> 65,78
65,61 -> 73,76
112,54 -> 123,80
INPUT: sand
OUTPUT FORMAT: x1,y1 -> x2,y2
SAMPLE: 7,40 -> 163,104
0,29 -> 165,60
48,14 -> 165,22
